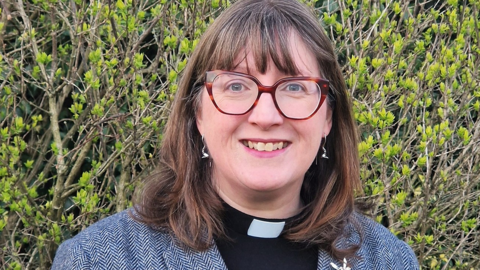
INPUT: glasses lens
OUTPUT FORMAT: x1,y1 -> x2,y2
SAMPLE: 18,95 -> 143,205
276,80 -> 321,119
211,74 -> 258,114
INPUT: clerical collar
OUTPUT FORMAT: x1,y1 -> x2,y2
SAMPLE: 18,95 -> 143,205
222,203 -> 301,239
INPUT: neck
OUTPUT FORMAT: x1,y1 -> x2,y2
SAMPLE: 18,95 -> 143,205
217,188 -> 303,219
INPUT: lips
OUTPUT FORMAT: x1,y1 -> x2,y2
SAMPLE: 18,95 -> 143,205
241,140 -> 289,152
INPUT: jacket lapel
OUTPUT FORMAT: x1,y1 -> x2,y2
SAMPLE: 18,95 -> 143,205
317,249 -> 335,270
318,222 -> 365,270
163,238 -> 228,270
161,229 -> 364,270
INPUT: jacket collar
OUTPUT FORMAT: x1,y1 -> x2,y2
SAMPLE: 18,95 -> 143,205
163,237 -> 228,270
162,217 -> 363,270
162,238 -> 361,270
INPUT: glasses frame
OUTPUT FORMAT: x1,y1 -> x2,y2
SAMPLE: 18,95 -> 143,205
204,70 -> 330,120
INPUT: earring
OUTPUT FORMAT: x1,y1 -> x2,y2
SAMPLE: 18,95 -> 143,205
321,135 -> 329,159
201,135 -> 209,159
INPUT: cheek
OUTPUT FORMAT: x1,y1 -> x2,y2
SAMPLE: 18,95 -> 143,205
199,98 -> 242,144
304,124 -> 324,147
292,119 -> 327,159
302,111 -> 328,140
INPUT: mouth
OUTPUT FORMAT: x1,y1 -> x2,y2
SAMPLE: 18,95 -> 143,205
241,140 -> 289,152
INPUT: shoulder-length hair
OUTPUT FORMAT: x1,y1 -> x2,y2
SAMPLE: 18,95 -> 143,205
134,0 -> 362,260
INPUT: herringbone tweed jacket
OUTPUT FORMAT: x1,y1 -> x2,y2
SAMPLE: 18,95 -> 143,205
52,210 -> 419,269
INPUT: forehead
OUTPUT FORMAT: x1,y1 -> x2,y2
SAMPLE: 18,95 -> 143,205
230,32 -> 320,77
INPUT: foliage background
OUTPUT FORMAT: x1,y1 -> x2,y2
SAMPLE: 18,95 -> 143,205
0,0 -> 478,269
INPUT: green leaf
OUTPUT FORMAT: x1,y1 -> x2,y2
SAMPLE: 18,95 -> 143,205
14,117 -> 24,131
24,160 -> 34,169
168,70 -> 177,82
133,53 -> 145,69
115,141 -> 122,151
116,0 -> 126,10
91,103 -> 104,117
371,58 -> 383,68
394,191 -> 408,206
417,156 -> 427,167
180,38 -> 190,54
88,48 -> 102,64
36,52 -> 52,65
51,143 -> 58,155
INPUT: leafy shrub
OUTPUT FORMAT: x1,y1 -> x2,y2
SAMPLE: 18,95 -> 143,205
317,0 -> 480,268
0,0 -> 478,269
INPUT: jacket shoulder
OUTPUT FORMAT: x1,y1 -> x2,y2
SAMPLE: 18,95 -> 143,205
52,209 -> 171,269
349,213 -> 420,269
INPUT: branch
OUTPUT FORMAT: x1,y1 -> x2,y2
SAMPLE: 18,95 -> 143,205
50,6 -> 57,81
129,15 -> 161,55
441,228 -> 475,270
62,138 -> 93,191
48,92 -> 68,220
15,0 -> 53,90
116,155 -> 133,212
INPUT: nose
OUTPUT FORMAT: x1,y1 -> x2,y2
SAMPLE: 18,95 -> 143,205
247,93 -> 284,129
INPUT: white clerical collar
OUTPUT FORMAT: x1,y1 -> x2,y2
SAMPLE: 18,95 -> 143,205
222,202 -> 298,239
247,219 -> 285,238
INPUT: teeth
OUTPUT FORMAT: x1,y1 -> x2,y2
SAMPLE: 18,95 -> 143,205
243,141 -> 287,152
265,143 -> 273,151
257,142 -> 265,151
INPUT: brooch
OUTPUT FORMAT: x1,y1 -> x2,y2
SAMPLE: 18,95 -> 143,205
330,258 -> 351,270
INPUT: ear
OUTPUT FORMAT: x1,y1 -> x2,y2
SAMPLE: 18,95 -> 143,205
196,92 -> 204,135
323,107 -> 333,136
196,114 -> 204,135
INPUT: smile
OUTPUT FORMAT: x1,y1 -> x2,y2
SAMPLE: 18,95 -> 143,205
241,140 -> 289,152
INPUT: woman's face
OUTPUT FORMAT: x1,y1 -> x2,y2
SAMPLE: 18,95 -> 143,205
196,36 -> 332,217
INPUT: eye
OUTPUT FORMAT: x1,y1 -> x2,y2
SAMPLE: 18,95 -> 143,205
227,83 -> 244,92
285,83 -> 305,92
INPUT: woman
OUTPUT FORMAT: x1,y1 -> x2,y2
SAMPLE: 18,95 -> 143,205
53,0 -> 419,269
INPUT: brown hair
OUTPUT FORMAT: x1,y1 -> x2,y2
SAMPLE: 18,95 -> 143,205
133,0 -> 363,259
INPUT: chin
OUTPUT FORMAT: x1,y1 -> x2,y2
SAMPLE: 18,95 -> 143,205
243,178 -> 292,192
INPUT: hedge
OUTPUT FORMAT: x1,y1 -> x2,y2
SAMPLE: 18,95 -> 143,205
0,0 -> 478,269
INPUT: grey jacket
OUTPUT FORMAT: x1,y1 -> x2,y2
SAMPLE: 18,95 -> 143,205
52,210 -> 419,269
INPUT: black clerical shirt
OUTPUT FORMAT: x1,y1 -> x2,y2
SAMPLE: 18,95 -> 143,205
215,204 -> 318,270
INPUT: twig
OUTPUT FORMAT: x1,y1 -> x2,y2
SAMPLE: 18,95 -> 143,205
441,228 -> 474,270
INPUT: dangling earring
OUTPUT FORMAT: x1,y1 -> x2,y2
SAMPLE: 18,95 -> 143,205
321,135 -> 329,159
201,135 -> 209,159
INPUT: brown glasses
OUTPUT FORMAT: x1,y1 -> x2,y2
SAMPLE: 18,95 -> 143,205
204,70 -> 329,120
